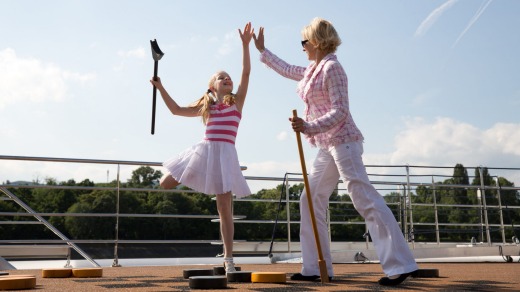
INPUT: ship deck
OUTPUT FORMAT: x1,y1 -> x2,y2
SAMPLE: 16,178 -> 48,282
5,261 -> 520,291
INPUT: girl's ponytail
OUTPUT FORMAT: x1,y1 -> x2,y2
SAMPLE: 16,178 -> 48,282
188,90 -> 214,125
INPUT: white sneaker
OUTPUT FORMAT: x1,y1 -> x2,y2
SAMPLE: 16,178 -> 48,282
224,259 -> 236,273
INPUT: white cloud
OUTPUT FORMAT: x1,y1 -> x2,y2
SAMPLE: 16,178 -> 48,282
365,117 -> 520,178
117,47 -> 146,59
390,117 -> 480,164
0,48 -> 96,109
484,123 -> 520,156
360,117 -> 520,190
114,47 -> 148,71
250,118 -> 520,191
217,43 -> 233,56
277,131 -> 288,141
412,88 -> 441,106
216,30 -> 238,57
415,0 -> 459,37
190,35 -> 202,42
224,31 -> 235,41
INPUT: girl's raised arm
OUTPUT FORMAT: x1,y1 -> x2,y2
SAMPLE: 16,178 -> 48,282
234,22 -> 253,113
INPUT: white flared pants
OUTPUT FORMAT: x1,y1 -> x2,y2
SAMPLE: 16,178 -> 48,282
299,141 -> 418,277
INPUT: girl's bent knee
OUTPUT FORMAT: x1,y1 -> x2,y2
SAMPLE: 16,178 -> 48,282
160,175 -> 179,189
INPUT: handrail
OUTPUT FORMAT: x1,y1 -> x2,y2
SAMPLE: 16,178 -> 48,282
1,155 -> 519,264
0,187 -> 99,267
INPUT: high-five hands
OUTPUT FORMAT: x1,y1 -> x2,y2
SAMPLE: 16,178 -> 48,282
253,26 -> 265,53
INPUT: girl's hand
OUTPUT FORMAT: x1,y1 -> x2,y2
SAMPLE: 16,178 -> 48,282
253,26 -> 265,52
239,22 -> 254,45
150,76 -> 163,89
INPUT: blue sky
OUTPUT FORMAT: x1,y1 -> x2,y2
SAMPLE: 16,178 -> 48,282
1,0 -> 520,192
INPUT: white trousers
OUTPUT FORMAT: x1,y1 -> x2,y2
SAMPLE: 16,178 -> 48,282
299,141 -> 418,277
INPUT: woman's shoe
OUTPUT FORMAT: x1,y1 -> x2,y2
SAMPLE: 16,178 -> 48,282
290,273 -> 320,281
378,271 -> 414,286
290,273 -> 332,282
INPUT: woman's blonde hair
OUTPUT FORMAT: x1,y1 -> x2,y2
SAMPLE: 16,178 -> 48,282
189,71 -> 236,125
301,17 -> 342,54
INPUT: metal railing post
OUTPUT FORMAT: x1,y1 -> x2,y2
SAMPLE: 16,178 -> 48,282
432,177 -> 440,245
285,174 -> 292,253
397,185 -> 403,228
404,165 -> 410,242
495,178 -> 506,244
112,164 -> 121,267
479,166 -> 492,245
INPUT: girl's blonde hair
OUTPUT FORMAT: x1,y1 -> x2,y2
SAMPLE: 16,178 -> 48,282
301,17 -> 342,54
189,71 -> 236,125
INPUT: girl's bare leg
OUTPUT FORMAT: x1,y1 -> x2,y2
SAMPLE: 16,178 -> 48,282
160,173 -> 180,189
216,192 -> 235,271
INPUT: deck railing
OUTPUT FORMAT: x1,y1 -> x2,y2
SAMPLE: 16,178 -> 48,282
1,155 -> 519,266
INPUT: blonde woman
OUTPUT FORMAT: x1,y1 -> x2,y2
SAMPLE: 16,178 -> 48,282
150,22 -> 253,273
253,18 -> 418,286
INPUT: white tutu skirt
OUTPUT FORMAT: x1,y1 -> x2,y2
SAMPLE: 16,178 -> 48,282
163,140 -> 251,198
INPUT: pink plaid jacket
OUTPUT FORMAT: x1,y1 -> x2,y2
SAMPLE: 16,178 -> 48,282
260,49 -> 364,148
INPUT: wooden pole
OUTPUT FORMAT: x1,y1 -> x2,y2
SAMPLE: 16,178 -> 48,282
292,109 -> 329,283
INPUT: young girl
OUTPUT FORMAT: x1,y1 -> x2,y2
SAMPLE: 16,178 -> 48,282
150,22 -> 253,273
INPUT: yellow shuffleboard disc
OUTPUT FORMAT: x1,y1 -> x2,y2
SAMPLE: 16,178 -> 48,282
0,275 -> 36,290
72,268 -> 103,278
42,268 -> 73,278
251,272 -> 286,283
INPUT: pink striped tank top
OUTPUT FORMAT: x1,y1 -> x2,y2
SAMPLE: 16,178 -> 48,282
204,103 -> 241,144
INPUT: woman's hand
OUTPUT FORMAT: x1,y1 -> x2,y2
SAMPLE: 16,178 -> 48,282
289,116 -> 305,133
253,26 -> 265,53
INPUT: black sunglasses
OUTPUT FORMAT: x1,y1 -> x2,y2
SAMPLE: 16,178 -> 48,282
301,40 -> 309,47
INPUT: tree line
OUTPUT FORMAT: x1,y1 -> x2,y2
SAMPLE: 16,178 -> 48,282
1,164 -> 519,243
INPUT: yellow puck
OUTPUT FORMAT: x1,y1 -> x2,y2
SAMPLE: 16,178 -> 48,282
42,268 -> 73,278
251,272 -> 286,283
72,268 -> 103,278
0,275 -> 36,290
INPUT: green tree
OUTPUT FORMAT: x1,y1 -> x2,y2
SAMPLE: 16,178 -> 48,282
127,166 -> 162,188
65,190 -> 117,239
31,178 -> 94,236
494,177 -> 520,242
